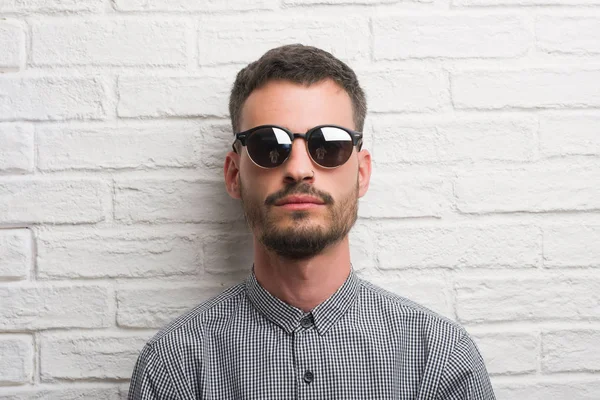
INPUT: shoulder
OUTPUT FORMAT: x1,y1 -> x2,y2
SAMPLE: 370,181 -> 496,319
358,278 -> 467,342
358,279 -> 494,395
146,281 -> 247,349
128,282 -> 247,393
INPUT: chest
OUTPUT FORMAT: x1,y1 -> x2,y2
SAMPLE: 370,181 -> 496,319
193,323 -> 436,400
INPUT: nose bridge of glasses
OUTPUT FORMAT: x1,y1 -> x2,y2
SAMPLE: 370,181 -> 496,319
288,133 -> 311,157
292,132 -> 309,141
285,133 -> 314,167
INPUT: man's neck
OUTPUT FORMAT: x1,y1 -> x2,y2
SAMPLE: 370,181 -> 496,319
252,237 -> 352,312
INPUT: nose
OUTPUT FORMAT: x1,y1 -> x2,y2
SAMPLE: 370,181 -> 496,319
282,138 -> 314,184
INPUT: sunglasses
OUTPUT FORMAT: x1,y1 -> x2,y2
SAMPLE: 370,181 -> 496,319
232,124 -> 363,169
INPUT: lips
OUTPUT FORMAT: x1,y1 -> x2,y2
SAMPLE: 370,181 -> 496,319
274,195 -> 325,206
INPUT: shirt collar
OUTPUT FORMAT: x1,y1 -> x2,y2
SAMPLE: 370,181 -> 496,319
245,267 -> 361,336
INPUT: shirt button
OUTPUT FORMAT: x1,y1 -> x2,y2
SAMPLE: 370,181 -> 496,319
300,315 -> 314,328
303,371 -> 314,384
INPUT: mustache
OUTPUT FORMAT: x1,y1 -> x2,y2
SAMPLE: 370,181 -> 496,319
264,183 -> 334,206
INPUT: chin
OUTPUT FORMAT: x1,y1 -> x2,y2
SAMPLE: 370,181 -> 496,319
282,214 -> 327,228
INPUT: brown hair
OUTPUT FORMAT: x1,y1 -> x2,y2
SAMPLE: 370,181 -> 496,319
229,44 -> 367,133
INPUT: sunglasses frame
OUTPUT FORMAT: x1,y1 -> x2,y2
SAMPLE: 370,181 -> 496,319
232,124 -> 364,169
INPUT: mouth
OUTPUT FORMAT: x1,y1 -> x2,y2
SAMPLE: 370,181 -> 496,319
274,195 -> 325,210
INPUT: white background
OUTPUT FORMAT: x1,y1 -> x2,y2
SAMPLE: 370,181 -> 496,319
1,0 -> 600,398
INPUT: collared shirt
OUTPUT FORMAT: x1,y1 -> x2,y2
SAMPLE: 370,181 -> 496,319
128,269 -> 495,399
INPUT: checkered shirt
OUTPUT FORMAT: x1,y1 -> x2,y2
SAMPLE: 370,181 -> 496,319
128,269 -> 495,399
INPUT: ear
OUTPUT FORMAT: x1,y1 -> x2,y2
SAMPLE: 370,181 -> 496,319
357,149 -> 371,198
224,150 -> 242,199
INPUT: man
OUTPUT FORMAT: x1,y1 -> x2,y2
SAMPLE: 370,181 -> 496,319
128,44 -> 495,399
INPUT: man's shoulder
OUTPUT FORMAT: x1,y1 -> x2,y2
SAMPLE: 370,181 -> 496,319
146,281 -> 247,349
358,278 -> 467,339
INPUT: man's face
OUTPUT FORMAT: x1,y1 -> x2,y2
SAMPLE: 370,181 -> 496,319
226,79 -> 371,259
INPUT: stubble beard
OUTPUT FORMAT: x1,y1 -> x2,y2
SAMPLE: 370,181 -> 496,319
240,180 -> 359,260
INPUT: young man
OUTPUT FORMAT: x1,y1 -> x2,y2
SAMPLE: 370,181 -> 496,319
128,44 -> 495,399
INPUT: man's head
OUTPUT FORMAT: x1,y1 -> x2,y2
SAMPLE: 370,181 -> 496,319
224,44 -> 371,260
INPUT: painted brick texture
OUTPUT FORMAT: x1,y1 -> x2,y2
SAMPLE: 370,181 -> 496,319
1,0 -> 599,398
0,21 -> 24,70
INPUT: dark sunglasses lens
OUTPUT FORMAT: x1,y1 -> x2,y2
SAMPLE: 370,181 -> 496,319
308,127 -> 354,168
246,127 -> 292,168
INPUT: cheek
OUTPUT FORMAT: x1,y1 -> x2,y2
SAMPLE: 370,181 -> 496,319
336,157 -> 359,183
240,163 -> 278,198
324,169 -> 358,198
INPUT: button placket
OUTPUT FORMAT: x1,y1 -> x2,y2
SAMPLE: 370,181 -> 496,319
293,321 -> 318,398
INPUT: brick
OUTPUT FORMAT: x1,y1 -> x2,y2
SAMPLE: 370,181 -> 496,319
455,163 -> 600,214
367,277 -> 453,318
203,231 -> 253,275
544,225 -> 600,267
32,19 -> 188,67
114,179 -> 242,223
0,229 -> 31,280
0,77 -> 105,121
537,16 -> 600,55
472,332 -> 538,375
456,277 -> 600,323
37,228 -> 202,279
493,381 -> 600,400
37,122 -> 199,171
358,171 -> 446,218
0,336 -> 33,385
117,284 -> 225,328
371,116 -> 536,163
540,115 -> 600,156
198,17 -> 368,65
0,21 -> 23,69
377,225 -> 541,269
543,330 -> 600,372
360,69 -> 448,113
115,0 -> 277,11
0,387 -> 121,400
0,178 -> 107,224
40,332 -> 151,381
374,15 -> 529,60
118,76 -> 228,118
0,124 -> 34,173
0,0 -> 104,13
452,69 -> 600,110
0,284 -> 111,330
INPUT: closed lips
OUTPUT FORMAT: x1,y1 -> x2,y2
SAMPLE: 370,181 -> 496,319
275,196 -> 325,206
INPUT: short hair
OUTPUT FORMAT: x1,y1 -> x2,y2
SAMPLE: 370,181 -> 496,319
229,44 -> 367,133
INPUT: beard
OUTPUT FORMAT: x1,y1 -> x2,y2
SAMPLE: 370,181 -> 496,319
239,180 -> 359,260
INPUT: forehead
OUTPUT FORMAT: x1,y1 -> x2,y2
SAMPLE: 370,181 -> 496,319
239,79 -> 354,132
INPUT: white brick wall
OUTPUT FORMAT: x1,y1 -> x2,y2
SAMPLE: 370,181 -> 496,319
39,332 -> 152,381
1,1 -> 599,398
0,336 -> 33,385
373,15 -> 531,59
31,18 -> 190,67
117,76 -> 229,118
0,229 -> 31,280
0,77 -> 107,121
0,21 -> 24,70
0,124 -> 34,173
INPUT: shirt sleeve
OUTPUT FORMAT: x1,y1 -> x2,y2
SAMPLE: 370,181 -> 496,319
436,333 -> 496,400
128,344 -> 179,400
